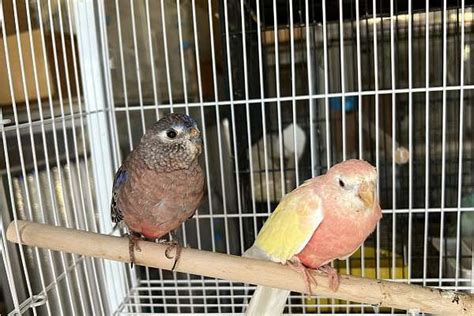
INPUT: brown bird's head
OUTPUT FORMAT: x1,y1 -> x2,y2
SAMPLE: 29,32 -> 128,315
326,159 -> 378,211
137,113 -> 203,171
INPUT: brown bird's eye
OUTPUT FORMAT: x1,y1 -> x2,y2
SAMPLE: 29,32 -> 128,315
166,129 -> 177,138
339,179 -> 345,187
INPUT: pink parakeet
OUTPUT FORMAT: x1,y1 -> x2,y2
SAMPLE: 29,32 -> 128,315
244,159 -> 382,316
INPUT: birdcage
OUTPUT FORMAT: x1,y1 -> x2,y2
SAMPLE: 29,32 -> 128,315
0,0 -> 473,315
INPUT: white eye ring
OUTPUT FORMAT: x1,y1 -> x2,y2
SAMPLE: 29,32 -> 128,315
166,129 -> 177,139
339,179 -> 345,187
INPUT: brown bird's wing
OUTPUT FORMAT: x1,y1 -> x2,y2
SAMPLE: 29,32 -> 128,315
111,165 -> 128,227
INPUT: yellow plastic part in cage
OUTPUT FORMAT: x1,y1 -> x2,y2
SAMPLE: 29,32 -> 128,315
304,247 -> 408,313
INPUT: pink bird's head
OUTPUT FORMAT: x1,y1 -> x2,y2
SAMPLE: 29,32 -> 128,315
326,159 -> 378,210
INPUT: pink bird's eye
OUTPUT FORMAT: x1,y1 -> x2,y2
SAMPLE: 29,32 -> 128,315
339,179 -> 345,187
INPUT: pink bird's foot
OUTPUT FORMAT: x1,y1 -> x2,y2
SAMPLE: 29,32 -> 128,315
128,232 -> 142,268
288,260 -> 318,296
318,265 -> 340,291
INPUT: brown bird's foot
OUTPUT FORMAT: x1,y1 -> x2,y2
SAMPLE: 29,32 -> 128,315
128,232 -> 142,268
157,231 -> 182,271
164,240 -> 182,271
318,265 -> 340,291
288,260 -> 317,296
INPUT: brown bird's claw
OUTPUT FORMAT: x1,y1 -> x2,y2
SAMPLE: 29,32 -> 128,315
128,233 -> 142,268
164,239 -> 179,259
318,265 -> 340,291
165,241 -> 182,270
158,232 -> 182,271
288,260 -> 318,296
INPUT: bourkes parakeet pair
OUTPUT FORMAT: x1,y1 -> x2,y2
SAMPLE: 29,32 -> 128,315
244,159 -> 382,315
111,113 -> 205,267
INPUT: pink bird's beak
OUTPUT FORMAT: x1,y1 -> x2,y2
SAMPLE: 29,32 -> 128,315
358,181 -> 375,208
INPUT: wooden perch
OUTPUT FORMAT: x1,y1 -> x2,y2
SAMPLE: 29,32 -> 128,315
6,220 -> 473,315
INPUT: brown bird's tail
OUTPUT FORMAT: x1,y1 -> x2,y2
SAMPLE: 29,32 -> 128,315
243,245 -> 290,316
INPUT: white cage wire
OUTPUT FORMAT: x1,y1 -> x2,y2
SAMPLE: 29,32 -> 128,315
0,0 -> 473,314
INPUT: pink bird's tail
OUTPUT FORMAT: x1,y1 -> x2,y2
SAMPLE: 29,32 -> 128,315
243,245 -> 290,316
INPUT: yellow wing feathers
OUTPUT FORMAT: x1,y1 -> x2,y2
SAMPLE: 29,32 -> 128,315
255,186 -> 324,263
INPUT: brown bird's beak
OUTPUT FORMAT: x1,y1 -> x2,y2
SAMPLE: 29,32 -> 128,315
190,127 -> 200,138
190,127 -> 202,154
358,181 -> 375,208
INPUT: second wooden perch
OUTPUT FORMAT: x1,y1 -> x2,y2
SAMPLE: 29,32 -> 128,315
6,220 -> 473,315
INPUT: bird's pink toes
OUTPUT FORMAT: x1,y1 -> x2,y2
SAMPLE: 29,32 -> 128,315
318,265 -> 340,291
288,260 -> 317,296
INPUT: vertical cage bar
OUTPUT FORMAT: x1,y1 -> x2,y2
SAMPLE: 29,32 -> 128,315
338,2 -> 351,310
321,0 -> 334,312
113,0 -> 133,150
206,0 -> 225,312
190,0 -> 213,312
96,0 -> 121,171
159,0 -> 174,112
287,1 -> 305,311
129,0 -> 147,134
272,0 -> 286,197
422,0 -> 430,289
223,0 -> 241,311
339,0 -> 346,161
439,0 -> 448,287
454,0 -> 466,289
306,0 -> 314,179
355,6 -> 366,313
256,0 -> 271,216
322,0 -> 331,168
372,0 -> 381,282
156,1 -> 178,312
239,0 -> 256,251
145,0 -> 160,119
176,0 -> 195,312
288,0 -> 299,187
407,0 -> 414,285
110,0 -> 142,305
129,0 -> 153,314
143,1 -> 159,311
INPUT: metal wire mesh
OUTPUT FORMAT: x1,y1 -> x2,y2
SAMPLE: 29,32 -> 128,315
0,0 -> 473,315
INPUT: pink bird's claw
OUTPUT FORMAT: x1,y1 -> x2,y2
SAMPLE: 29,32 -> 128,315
288,260 -> 317,296
318,265 -> 340,292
